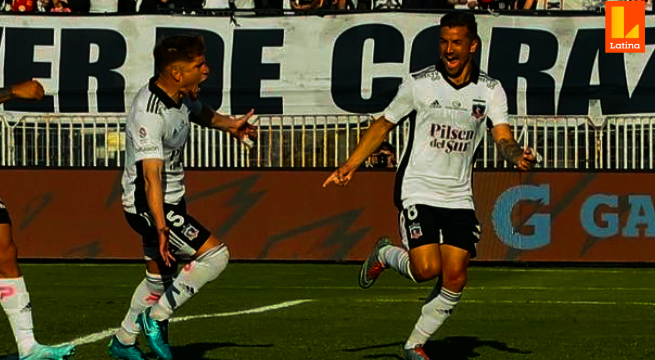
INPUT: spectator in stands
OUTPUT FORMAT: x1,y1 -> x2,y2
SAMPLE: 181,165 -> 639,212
49,0 -> 71,11
367,141 -> 397,168
9,0 -> 36,12
138,0 -> 202,13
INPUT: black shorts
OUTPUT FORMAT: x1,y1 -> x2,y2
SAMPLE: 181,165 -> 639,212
0,199 -> 10,225
399,204 -> 480,258
124,200 -> 212,261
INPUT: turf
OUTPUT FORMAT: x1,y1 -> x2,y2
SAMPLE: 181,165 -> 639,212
1,263 -> 654,360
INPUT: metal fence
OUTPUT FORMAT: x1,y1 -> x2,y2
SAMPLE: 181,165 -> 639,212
0,113 -> 652,170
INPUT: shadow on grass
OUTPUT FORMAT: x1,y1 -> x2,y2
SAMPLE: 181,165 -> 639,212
344,336 -> 531,360
151,342 -> 274,360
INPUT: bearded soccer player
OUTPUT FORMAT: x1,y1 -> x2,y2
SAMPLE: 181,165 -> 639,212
323,11 -> 537,360
0,80 -> 76,360
106,35 -> 257,360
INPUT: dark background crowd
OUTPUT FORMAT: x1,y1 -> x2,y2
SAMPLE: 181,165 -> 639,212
2,0 -> 650,14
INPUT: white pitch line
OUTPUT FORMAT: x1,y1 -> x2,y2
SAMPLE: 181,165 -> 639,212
355,298 -> 655,306
65,299 -> 313,347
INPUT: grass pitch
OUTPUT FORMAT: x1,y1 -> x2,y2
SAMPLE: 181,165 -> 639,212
1,263 -> 654,360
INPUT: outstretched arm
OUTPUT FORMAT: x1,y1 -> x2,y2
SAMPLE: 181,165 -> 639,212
189,103 -> 257,142
322,116 -> 396,188
491,123 -> 537,171
0,80 -> 44,104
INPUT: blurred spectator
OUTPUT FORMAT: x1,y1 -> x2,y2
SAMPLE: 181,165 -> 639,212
367,141 -> 397,169
138,0 -> 202,13
403,0 -> 453,9
11,0 -> 36,12
49,0 -> 71,11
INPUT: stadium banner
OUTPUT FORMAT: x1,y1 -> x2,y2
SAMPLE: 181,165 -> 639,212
1,169 -> 655,262
0,13 -> 654,117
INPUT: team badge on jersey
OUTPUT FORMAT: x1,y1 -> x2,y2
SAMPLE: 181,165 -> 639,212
472,100 -> 487,121
183,224 -> 200,241
409,223 -> 423,239
138,126 -> 148,139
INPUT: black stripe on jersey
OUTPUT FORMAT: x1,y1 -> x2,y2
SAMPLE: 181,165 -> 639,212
393,110 -> 417,211
146,93 -> 155,113
486,117 -> 494,130
135,161 -> 148,212
155,100 -> 161,114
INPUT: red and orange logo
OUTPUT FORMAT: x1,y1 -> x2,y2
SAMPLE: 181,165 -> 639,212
605,1 -> 645,53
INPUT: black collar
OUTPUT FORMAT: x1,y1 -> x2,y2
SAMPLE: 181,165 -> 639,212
148,76 -> 182,109
435,59 -> 480,90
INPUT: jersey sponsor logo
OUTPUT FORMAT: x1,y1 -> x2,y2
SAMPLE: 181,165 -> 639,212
409,223 -> 423,239
182,223 -> 199,241
429,124 -> 474,154
472,100 -> 487,121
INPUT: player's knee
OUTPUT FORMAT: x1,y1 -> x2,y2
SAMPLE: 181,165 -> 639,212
442,270 -> 467,292
410,262 -> 441,283
194,245 -> 229,282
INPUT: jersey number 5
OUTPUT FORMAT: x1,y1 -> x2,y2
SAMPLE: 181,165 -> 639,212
166,210 -> 184,227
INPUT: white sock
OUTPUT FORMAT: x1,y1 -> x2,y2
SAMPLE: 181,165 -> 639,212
405,288 -> 461,349
115,272 -> 172,345
0,277 -> 37,357
151,246 -> 229,321
379,245 -> 415,281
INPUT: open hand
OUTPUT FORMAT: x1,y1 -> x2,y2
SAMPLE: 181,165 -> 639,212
232,109 -> 258,142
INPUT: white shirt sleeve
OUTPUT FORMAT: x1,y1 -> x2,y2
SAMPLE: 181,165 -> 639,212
487,81 -> 510,127
129,112 -> 165,161
383,76 -> 415,124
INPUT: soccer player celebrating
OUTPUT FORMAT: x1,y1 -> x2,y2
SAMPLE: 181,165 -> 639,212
323,11 -> 537,360
107,35 -> 256,360
0,80 -> 76,360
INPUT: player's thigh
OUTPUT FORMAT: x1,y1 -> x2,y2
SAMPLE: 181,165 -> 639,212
440,209 -> 480,259
439,208 -> 478,291
0,208 -> 17,260
400,205 -> 443,282
124,210 -> 178,275
439,244 -> 470,292
0,208 -> 20,277
163,201 -> 222,261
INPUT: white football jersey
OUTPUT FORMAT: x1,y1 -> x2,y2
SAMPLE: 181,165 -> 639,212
383,62 -> 509,211
122,78 -> 192,214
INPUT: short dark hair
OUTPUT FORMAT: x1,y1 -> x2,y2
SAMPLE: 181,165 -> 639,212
153,35 -> 206,74
440,11 -> 478,40
378,141 -> 395,152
